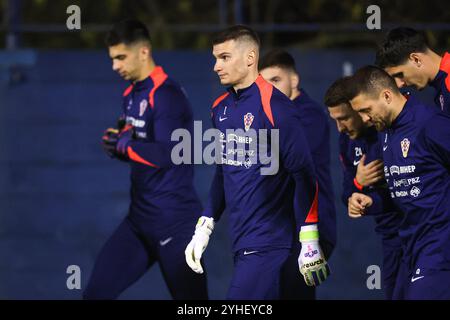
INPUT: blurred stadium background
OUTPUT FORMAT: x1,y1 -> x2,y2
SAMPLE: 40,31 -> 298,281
0,0 -> 448,299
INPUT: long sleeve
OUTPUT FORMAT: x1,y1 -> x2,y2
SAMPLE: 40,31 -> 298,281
274,100 -> 318,231
364,187 -> 397,215
297,103 -> 337,246
338,135 -> 360,205
424,112 -> 450,164
202,164 -> 226,221
339,135 -> 397,215
299,106 -> 335,206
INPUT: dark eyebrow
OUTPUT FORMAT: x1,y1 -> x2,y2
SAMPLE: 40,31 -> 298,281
357,107 -> 370,113
391,72 -> 404,78
217,52 -> 231,58
111,54 -> 126,60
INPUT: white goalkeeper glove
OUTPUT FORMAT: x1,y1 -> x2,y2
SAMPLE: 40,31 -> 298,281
185,216 -> 214,274
298,224 -> 330,286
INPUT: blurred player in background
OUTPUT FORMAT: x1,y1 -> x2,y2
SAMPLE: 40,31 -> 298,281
325,76 -> 403,299
184,25 -> 330,299
84,19 -> 208,300
376,27 -> 450,113
348,66 -> 450,299
259,49 -> 336,300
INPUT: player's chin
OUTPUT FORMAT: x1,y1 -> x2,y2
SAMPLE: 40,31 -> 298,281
374,122 -> 386,131
219,78 -> 230,85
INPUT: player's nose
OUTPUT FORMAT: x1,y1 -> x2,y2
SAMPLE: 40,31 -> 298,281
361,114 -> 371,123
213,61 -> 222,73
112,60 -> 121,72
395,77 -> 407,88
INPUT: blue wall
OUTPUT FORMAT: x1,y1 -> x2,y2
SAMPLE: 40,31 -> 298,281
0,49 -> 435,299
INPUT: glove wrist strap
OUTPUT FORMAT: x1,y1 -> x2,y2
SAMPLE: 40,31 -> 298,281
196,216 -> 215,233
299,224 -> 319,242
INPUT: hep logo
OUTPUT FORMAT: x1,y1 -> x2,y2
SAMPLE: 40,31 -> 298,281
304,249 -> 318,258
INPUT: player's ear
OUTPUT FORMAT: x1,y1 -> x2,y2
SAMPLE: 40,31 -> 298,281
409,52 -> 422,68
291,72 -> 300,91
382,89 -> 392,104
247,49 -> 257,67
139,43 -> 152,61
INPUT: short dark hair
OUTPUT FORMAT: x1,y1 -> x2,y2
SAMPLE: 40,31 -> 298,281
212,25 -> 260,48
375,27 -> 429,68
259,49 -> 296,72
324,76 -> 353,108
346,65 -> 400,101
105,19 -> 151,47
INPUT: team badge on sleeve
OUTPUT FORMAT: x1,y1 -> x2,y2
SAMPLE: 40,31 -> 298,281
139,99 -> 148,116
243,112 -> 254,131
401,138 -> 410,158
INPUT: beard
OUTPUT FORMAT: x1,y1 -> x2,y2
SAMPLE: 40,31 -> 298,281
373,120 -> 387,131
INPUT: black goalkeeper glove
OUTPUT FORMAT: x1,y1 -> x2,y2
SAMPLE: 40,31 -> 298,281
101,116 -> 134,162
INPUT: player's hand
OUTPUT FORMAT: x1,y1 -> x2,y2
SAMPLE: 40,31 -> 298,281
355,155 -> 384,187
185,216 -> 214,274
101,124 -> 134,161
115,124 -> 134,156
298,224 -> 330,286
348,192 -> 373,218
102,127 -> 120,158
117,115 -> 126,131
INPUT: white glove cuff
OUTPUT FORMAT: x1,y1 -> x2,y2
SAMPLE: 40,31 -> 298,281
299,224 -> 319,243
195,216 -> 215,236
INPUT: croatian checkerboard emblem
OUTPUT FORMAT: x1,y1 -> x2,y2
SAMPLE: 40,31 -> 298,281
243,112 -> 254,131
139,99 -> 148,117
401,138 -> 410,158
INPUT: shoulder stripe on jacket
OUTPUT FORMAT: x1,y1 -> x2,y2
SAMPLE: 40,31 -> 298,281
440,52 -> 450,92
212,92 -> 229,109
123,84 -> 133,97
148,66 -> 169,108
255,75 -> 275,126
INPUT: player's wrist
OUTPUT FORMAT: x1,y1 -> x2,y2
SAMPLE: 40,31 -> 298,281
299,224 -> 319,243
353,177 -> 364,190
196,216 -> 214,235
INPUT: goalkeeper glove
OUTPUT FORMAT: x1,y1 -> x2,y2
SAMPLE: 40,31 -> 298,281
116,115 -> 126,131
101,124 -> 134,161
116,124 -> 134,156
298,224 -> 330,286
102,128 -> 120,158
185,216 -> 214,274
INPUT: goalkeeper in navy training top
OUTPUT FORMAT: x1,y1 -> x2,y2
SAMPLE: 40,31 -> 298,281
184,25 -> 330,299
83,19 -> 208,300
